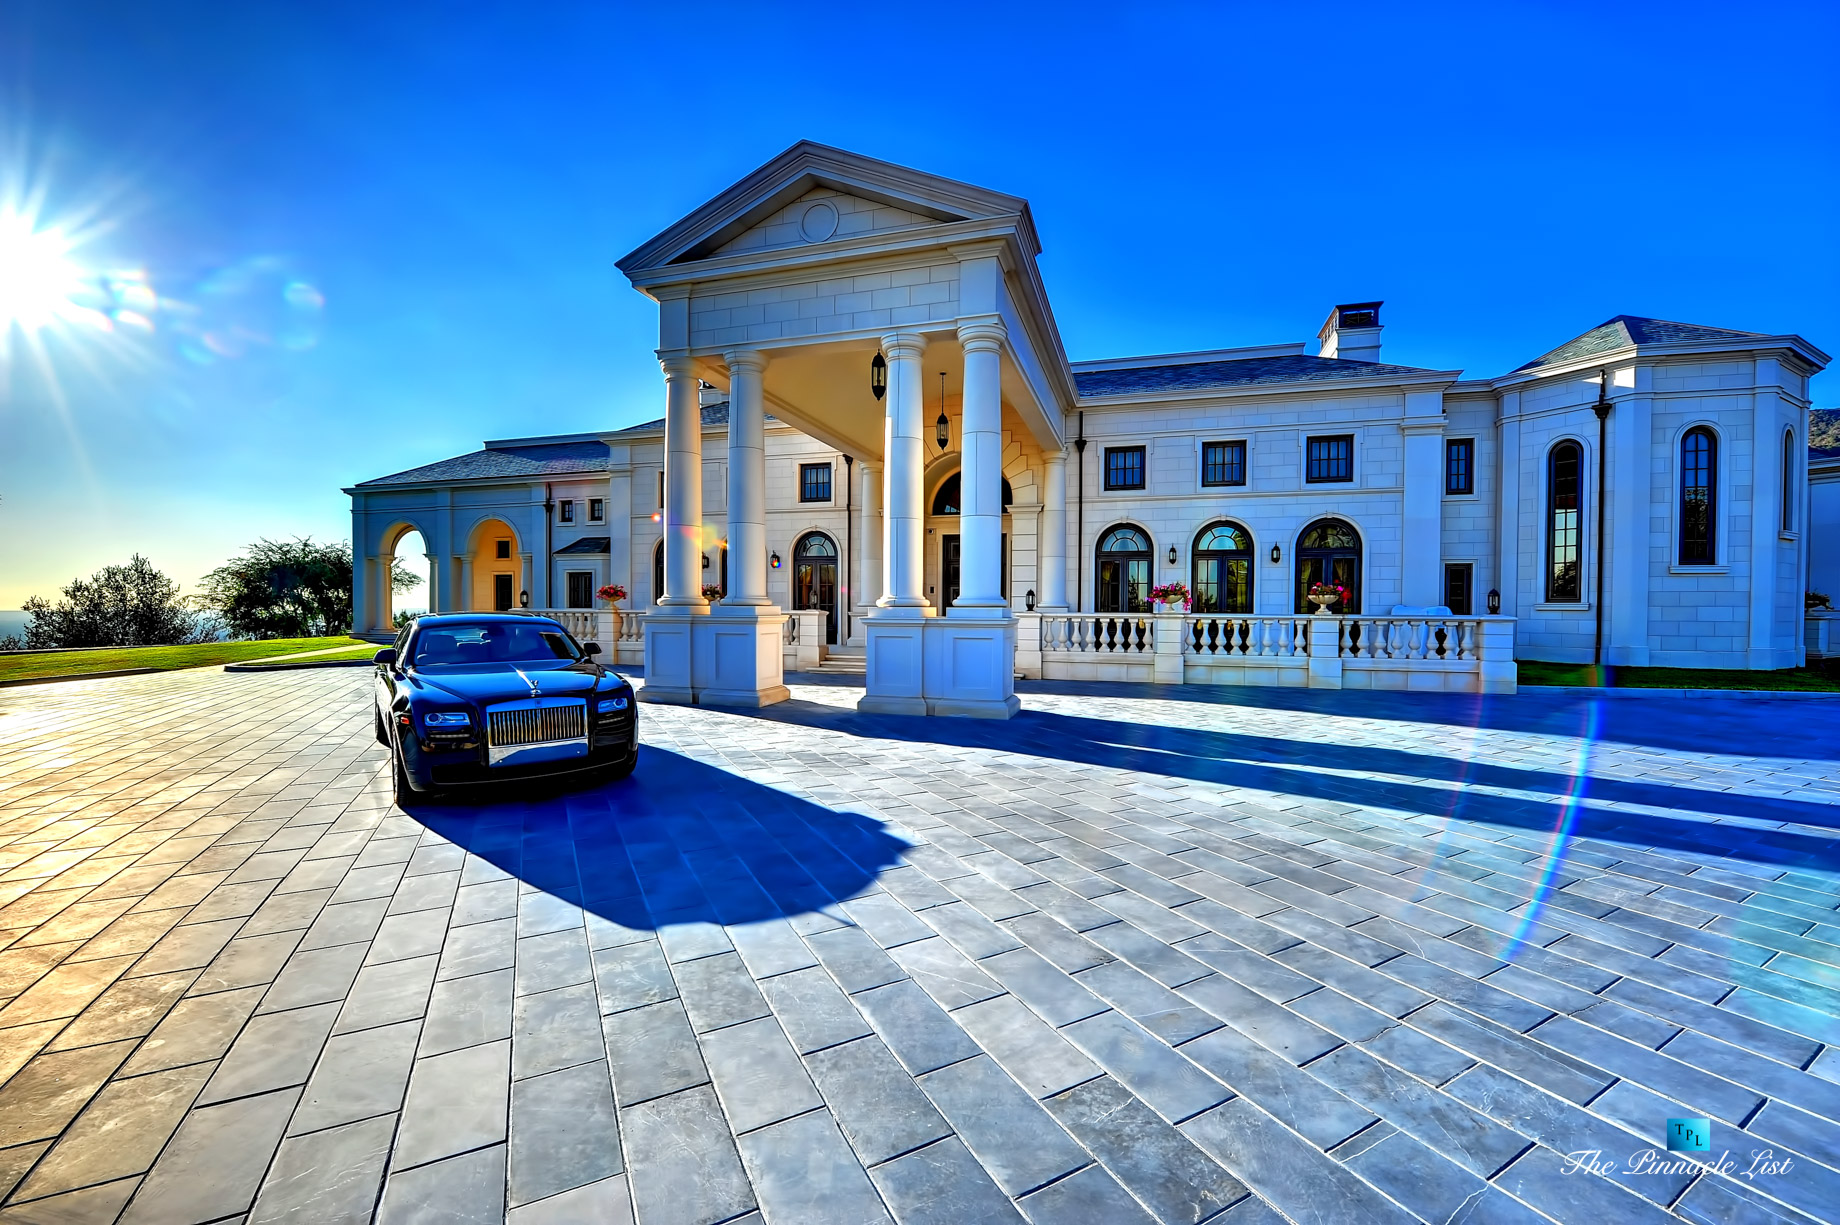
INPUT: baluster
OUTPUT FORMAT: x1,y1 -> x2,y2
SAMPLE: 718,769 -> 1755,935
1259,618 -> 1273,657
1457,620 -> 1471,660
1412,620 -> 1428,660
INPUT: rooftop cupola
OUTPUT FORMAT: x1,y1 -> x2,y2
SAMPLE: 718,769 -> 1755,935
1318,301 -> 1383,363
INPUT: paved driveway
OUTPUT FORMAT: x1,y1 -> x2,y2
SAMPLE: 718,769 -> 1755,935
0,668 -> 1837,1225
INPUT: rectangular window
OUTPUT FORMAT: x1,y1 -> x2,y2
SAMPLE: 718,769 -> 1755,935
1200,440 -> 1246,487
1783,430 -> 1796,531
658,471 -> 665,508
1443,563 -> 1473,616
1306,435 -> 1354,483
800,462 -> 832,503
566,571 -> 593,609
1548,443 -> 1583,601
1446,439 -> 1474,495
1104,446 -> 1146,491
495,539 -> 511,560
588,498 -> 604,523
559,499 -> 575,524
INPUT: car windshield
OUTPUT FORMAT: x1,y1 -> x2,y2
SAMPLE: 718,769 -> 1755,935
412,621 -> 582,666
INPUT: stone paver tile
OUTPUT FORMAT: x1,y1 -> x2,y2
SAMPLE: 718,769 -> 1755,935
375,1143 -> 505,1225
70,909 -> 187,962
435,916 -> 515,981
0,1039 -> 137,1147
726,917 -> 819,980
190,930 -> 305,994
590,939 -> 676,1016
238,888 -> 333,938
513,981 -> 605,1080
699,1015 -> 822,1135
250,1113 -> 394,1225
0,954 -> 136,1027
803,1034 -> 949,1166
199,1000 -> 339,1104
1061,1009 -> 1231,1124
736,1109 -> 891,1225
1306,1043 -> 1530,1177
0,1177 -> 139,1223
11,1062 -> 212,1201
514,928 -> 592,996
419,966 -> 513,1056
621,1086 -> 754,1225
851,979 -> 980,1077
979,946 -> 1108,1028
43,968 -> 196,1051
1178,974 -> 1340,1065
254,943 -> 369,1013
953,993 -> 1100,1098
1044,1074 -> 1247,1225
603,999 -> 709,1107
508,1060 -> 621,1208
119,983 -> 265,1077
333,953 -> 437,1034
1338,1126 -> 1546,1225
366,908 -> 450,964
120,1086 -> 300,1225
672,951 -> 770,1034
887,937 -> 1003,1011
758,966 -> 871,1055
1180,1024 -> 1374,1149
288,1017 -> 420,1135
1181,1096 -> 1418,1225
916,1054 -> 1087,1196
866,1136 -> 1024,1225
392,1039 -> 510,1170
1016,1162 -> 1157,1225
1489,1143 -> 1680,1224
504,1174 -> 634,1225
128,917 -> 246,976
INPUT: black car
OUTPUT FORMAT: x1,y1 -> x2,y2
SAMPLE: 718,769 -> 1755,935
373,612 -> 637,801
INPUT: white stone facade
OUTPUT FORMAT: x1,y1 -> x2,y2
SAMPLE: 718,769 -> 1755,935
348,142 -> 1831,705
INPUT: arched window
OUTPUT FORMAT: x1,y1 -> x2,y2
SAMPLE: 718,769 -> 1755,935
930,472 -> 1014,515
1295,519 -> 1361,613
652,541 -> 665,606
1679,427 -> 1716,565
1546,442 -> 1584,601
1783,428 -> 1797,532
1192,521 -> 1253,614
792,532 -> 839,645
1095,525 -> 1152,613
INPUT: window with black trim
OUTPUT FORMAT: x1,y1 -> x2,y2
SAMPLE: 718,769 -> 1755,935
800,462 -> 832,503
1443,563 -> 1473,615
1679,427 -> 1716,564
1445,438 -> 1474,495
1306,435 -> 1353,483
559,499 -> 575,524
658,472 -> 665,508
566,571 -> 593,608
1547,441 -> 1583,601
1104,446 -> 1146,491
1783,429 -> 1796,531
495,539 -> 511,560
1200,441 -> 1246,488
588,498 -> 604,523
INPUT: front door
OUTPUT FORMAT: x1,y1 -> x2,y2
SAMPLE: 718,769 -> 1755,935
942,535 -> 961,608
493,573 -> 514,611
793,534 -> 839,645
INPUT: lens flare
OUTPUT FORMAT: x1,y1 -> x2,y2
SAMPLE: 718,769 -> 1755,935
1503,698 -> 1603,959
0,212 -> 108,334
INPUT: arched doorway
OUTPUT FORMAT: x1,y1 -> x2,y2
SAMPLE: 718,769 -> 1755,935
793,532 -> 839,644
378,524 -> 431,629
1295,519 -> 1361,613
1192,521 -> 1253,614
1095,524 -> 1152,613
466,519 -> 520,611
653,541 -> 665,606
929,471 -> 1014,609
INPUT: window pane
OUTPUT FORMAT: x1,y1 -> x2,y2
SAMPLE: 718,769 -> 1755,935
1548,443 -> 1582,600
800,463 -> 832,503
1783,430 -> 1795,531
1201,441 -> 1245,486
1443,563 -> 1472,615
1446,439 -> 1473,495
1678,429 -> 1715,564
1306,436 -> 1353,482
1105,447 -> 1145,490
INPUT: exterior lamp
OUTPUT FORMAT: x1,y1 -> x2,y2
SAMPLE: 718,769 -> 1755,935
1025,589 -> 1037,611
935,373 -> 949,450
701,553 -> 710,569
870,352 -> 887,400
1487,588 -> 1501,615
1167,546 -> 1178,566
770,552 -> 781,569
1270,544 -> 1281,564
518,589 -> 530,608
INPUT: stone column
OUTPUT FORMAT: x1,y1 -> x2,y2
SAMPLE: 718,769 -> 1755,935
1751,366 -> 1787,667
1495,400 -> 1521,619
723,349 -> 770,607
857,461 -> 882,622
459,557 -> 473,611
660,354 -> 707,608
954,319 -> 1006,612
1399,411 -> 1445,610
1041,449 -> 1069,611
520,553 -> 534,608
1607,372 -> 1652,665
879,331 -> 928,609
354,553 -> 375,632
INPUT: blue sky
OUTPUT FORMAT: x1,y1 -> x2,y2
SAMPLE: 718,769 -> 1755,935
3,1 -> 1835,609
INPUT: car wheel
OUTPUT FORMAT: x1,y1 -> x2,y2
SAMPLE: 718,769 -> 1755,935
390,741 -> 414,806
373,706 -> 388,746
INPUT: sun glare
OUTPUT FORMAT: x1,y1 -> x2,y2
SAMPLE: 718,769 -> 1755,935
0,211 -> 110,334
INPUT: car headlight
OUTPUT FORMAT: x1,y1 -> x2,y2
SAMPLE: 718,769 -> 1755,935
423,712 -> 470,727
597,696 -> 629,713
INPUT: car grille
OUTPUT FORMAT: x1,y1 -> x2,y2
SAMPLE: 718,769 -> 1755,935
487,702 -> 586,747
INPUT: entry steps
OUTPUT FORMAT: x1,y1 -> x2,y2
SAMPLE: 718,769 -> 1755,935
815,646 -> 865,675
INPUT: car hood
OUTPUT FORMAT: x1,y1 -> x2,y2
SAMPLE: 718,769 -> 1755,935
406,662 -> 626,706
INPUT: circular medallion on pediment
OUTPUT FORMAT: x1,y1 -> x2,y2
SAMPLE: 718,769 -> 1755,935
799,201 -> 839,244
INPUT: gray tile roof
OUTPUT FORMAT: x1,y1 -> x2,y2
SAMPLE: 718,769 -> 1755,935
1073,355 -> 1441,398
357,440 -> 611,487
555,536 -> 612,555
1514,316 -> 1768,373
608,402 -> 733,437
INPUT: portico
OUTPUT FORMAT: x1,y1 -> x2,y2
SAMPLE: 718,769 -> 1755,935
616,143 -> 1075,717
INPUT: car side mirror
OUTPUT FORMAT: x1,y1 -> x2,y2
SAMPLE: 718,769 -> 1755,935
373,648 -> 398,666
582,642 -> 602,657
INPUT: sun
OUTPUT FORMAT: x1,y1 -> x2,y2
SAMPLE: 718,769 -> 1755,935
0,211 -> 104,333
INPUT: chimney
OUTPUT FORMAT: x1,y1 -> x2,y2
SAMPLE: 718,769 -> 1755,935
1318,302 -> 1383,363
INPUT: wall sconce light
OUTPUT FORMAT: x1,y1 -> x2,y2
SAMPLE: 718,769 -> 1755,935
1487,588 -> 1501,615
770,552 -> 782,570
518,589 -> 530,608
1025,589 -> 1037,611
1167,546 -> 1178,565
1270,544 -> 1281,564
701,554 -> 710,569
870,352 -> 887,400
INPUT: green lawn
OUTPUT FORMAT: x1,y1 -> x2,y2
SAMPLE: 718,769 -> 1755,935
1519,660 -> 1840,692
229,644 -> 385,669
0,636 -> 373,683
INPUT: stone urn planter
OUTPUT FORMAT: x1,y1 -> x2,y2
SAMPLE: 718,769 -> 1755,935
597,584 -> 627,641
1308,594 -> 1339,614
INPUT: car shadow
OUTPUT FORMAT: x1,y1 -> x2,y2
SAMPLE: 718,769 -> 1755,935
402,746 -> 913,927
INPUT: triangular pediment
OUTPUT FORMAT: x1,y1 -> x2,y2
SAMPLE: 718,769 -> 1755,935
617,141 -> 1034,274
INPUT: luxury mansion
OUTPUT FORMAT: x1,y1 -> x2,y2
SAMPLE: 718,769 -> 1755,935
347,142 -> 1829,717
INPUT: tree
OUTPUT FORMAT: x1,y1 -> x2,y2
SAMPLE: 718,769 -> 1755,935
197,538 -> 417,638
21,555 -> 212,647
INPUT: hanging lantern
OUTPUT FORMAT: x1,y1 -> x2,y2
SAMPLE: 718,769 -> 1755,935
936,372 -> 949,449
870,352 -> 886,401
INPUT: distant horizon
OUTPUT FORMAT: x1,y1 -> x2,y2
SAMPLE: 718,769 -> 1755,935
5,2 -> 1835,608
